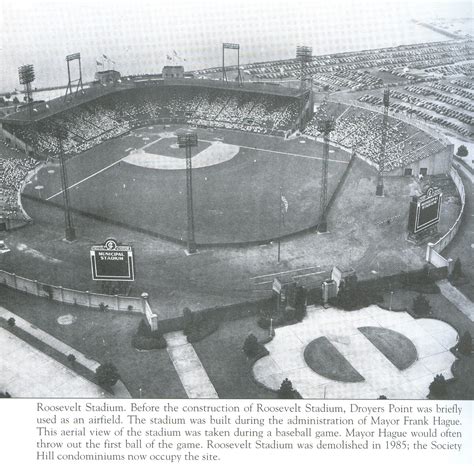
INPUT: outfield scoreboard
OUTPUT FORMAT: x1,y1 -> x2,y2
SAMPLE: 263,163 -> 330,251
408,187 -> 442,234
90,238 -> 135,281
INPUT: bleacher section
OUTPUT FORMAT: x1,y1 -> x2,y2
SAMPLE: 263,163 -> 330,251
0,141 -> 39,220
304,102 -> 449,171
3,86 -> 301,158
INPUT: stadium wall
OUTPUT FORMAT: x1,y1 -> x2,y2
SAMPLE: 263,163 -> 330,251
0,270 -> 143,313
0,125 -> 34,155
388,143 -> 454,177
425,166 -> 465,272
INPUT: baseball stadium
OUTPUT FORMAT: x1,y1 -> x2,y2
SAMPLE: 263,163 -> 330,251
0,39 -> 472,401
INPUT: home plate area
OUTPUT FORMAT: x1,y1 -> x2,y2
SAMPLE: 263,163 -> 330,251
253,305 -> 458,399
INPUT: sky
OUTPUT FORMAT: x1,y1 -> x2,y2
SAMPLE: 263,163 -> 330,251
0,0 -> 472,92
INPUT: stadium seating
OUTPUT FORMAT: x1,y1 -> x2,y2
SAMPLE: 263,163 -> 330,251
0,140 -> 39,219
304,102 -> 448,171
4,86 -> 301,156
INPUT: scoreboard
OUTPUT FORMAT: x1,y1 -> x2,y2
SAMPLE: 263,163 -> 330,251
90,238 -> 134,281
408,187 -> 442,235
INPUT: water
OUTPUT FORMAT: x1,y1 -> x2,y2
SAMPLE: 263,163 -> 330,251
0,0 -> 472,92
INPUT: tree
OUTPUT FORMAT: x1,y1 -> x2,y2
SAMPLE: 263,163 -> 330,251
7,317 -> 15,327
457,331 -> 472,355
96,363 -> 120,388
0,391 -> 11,398
12,96 -> 19,104
294,286 -> 307,321
137,319 -> 151,337
378,395 -> 388,400
277,378 -> 302,399
429,374 -> 447,399
412,294 -> 431,316
243,334 -> 260,357
67,354 -> 76,364
451,258 -> 464,279
456,145 -> 468,158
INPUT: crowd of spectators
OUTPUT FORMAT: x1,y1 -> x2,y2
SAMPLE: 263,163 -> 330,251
0,141 -> 38,219
5,87 -> 301,156
304,102 -> 447,171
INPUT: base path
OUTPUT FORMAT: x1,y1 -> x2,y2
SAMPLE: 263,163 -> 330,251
437,279 -> 474,321
164,331 -> 218,398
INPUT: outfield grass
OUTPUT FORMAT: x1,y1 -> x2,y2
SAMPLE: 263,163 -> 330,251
358,326 -> 418,370
303,336 -> 364,383
23,125 -> 349,244
0,288 -> 187,399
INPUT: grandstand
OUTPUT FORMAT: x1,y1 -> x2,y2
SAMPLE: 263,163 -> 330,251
304,101 -> 453,176
0,140 -> 38,229
1,81 -> 308,159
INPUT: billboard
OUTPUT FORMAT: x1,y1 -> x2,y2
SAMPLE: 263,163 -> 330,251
408,187 -> 442,234
90,238 -> 134,281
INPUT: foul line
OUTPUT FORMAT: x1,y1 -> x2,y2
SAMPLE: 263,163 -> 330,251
199,139 -> 350,164
47,137 -> 164,201
46,159 -> 124,201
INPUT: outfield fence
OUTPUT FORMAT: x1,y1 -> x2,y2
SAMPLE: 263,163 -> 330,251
425,166 -> 465,272
0,270 -> 143,313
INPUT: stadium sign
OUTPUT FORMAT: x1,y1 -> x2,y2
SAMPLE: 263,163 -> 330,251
90,238 -> 135,281
408,187 -> 442,234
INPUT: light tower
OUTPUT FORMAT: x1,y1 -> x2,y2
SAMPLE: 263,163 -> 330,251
296,46 -> 312,91
177,132 -> 198,254
18,64 -> 35,119
222,43 -> 243,85
64,53 -> 84,102
317,118 -> 335,233
56,127 -> 76,241
376,88 -> 390,197
296,46 -> 312,131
